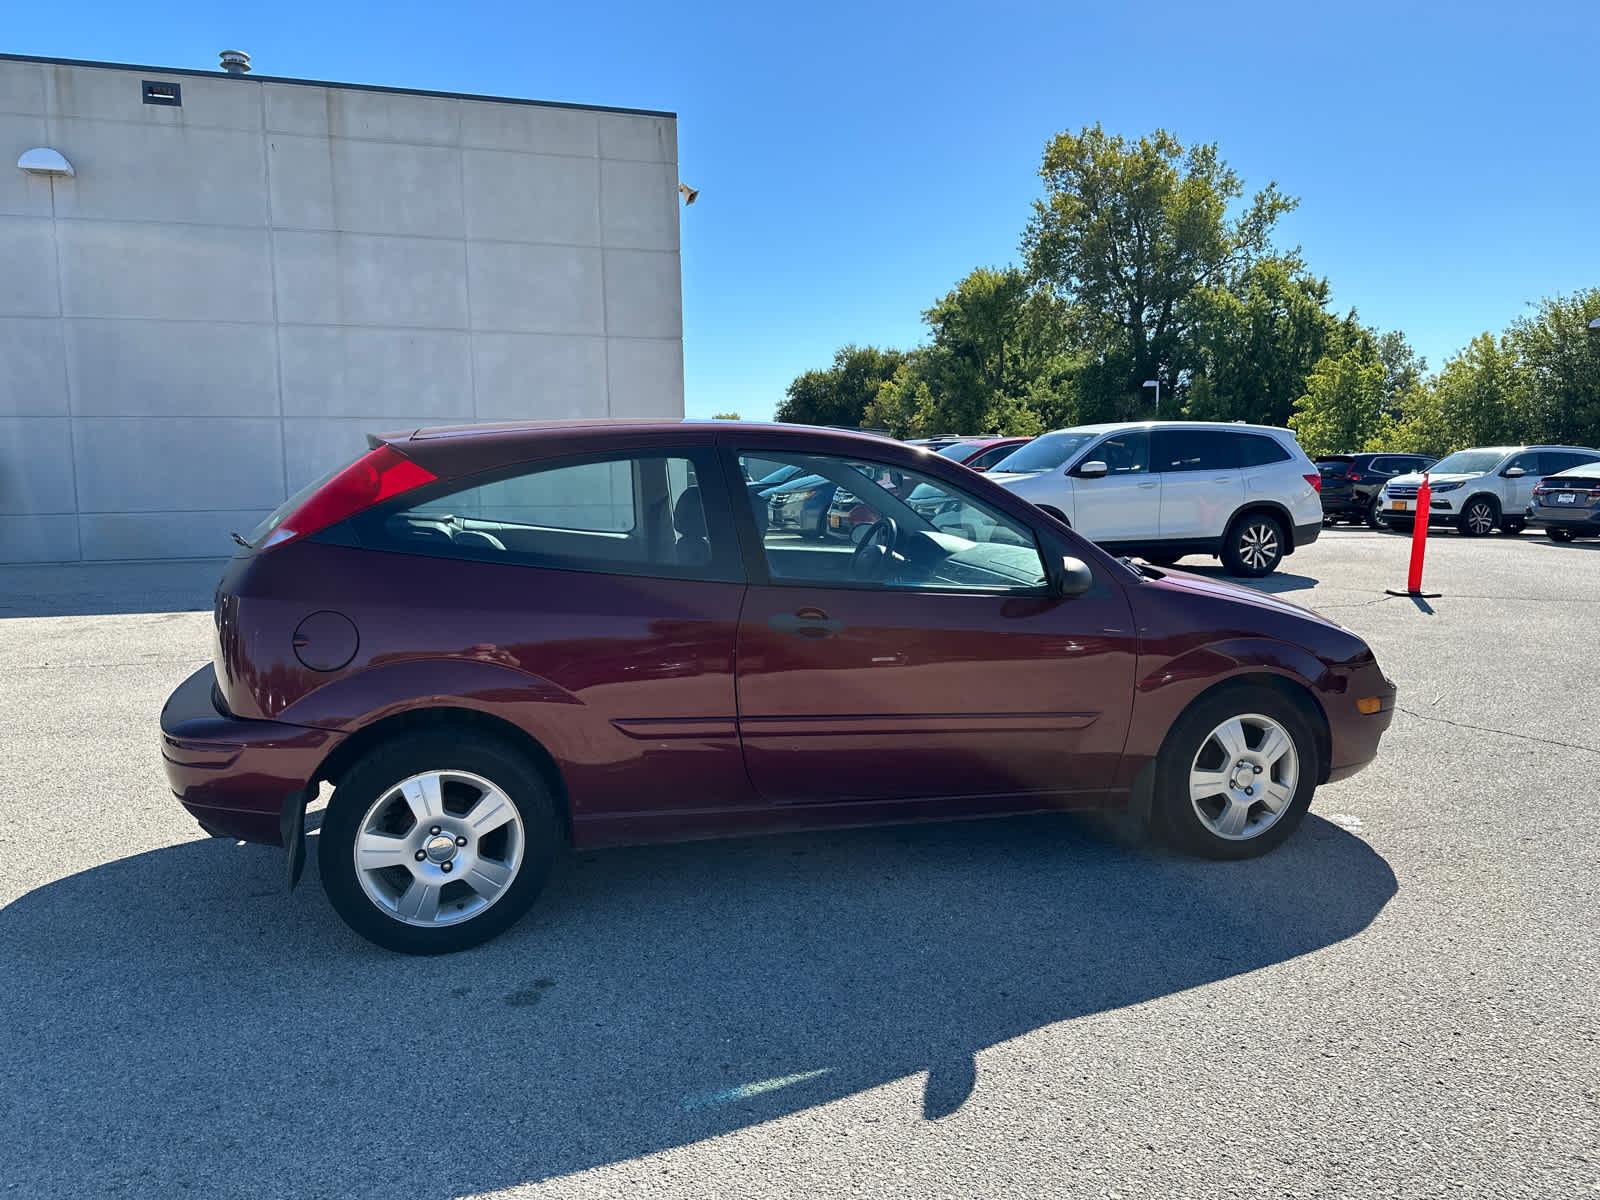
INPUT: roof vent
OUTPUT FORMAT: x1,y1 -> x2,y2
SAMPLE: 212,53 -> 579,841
219,50 -> 251,75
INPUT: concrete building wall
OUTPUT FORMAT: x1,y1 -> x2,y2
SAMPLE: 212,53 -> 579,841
0,55 -> 683,563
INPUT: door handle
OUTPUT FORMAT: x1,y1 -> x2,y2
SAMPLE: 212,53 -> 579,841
767,610 -> 844,638
1212,476 -> 1232,483
1137,482 -> 1158,489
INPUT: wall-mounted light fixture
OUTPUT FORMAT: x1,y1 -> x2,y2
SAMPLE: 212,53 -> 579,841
17,148 -> 74,178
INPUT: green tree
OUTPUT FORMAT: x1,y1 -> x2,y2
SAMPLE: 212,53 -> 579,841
1024,125 -> 1296,418
711,411 -> 741,420
863,268 -> 1072,437
1182,256 -> 1346,427
1430,332 -> 1523,448
775,345 -> 906,428
1288,348 -> 1389,457
1505,288 -> 1600,447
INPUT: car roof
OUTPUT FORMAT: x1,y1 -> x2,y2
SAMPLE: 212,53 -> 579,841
1041,420 -> 1295,437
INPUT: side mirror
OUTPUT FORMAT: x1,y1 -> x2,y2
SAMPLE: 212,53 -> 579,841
1502,466 -> 1526,478
1050,555 -> 1094,598
1076,460 -> 1108,479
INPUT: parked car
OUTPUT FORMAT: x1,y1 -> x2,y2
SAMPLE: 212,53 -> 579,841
1380,445 -> 1600,536
933,437 -> 1036,472
766,470 -> 850,539
988,422 -> 1323,577
824,466 -> 918,543
1525,461 -> 1600,541
1315,453 -> 1437,529
905,435 -> 974,451
161,420 -> 1396,953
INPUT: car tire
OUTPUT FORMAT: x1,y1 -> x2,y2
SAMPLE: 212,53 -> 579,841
319,730 -> 562,955
1500,518 -> 1524,534
1389,518 -> 1414,535
1548,528 -> 1576,542
1152,686 -> 1319,860
1366,495 -> 1392,530
1457,496 -> 1498,537
1221,512 -> 1285,577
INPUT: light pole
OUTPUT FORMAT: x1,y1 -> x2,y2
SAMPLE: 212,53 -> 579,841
1143,379 -> 1160,415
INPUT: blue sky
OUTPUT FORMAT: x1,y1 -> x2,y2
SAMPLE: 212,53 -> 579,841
11,0 -> 1598,419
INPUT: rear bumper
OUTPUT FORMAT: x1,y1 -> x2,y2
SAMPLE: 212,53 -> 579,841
160,664 -> 341,845
1293,520 -> 1321,549
1526,508 -> 1600,531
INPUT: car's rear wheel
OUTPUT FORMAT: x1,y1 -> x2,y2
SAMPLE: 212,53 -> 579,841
1458,497 -> 1498,537
1500,518 -> 1525,534
1367,495 -> 1392,530
319,731 -> 561,955
1548,527 -> 1576,542
1221,513 -> 1284,577
1389,518 -> 1414,535
1153,687 -> 1319,860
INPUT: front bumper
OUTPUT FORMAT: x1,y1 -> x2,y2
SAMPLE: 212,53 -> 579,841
160,664 -> 342,845
1324,669 -> 1397,783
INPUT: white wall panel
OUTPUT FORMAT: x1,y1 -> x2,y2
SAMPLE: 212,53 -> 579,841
73,417 -> 284,512
57,221 -> 273,323
279,327 -> 473,418
0,319 -> 68,416
467,242 -> 605,335
0,216 -> 61,316
601,159 -> 679,252
464,149 -> 599,245
606,338 -> 684,418
473,333 -> 608,419
49,119 -> 268,226
274,231 -> 469,329
603,249 -> 683,339
0,417 -> 76,513
66,319 -> 278,417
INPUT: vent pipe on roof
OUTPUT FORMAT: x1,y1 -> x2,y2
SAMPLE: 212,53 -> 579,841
219,50 -> 251,75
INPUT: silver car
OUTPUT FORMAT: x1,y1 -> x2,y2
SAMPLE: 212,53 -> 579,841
1380,445 -> 1600,537
987,421 -> 1323,577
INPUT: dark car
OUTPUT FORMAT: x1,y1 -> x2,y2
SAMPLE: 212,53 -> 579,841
824,466 -> 918,543
1526,463 -> 1600,541
161,420 -> 1397,954
1315,453 -> 1436,528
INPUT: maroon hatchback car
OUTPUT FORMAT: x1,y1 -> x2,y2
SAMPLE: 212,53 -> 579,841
161,420 -> 1396,953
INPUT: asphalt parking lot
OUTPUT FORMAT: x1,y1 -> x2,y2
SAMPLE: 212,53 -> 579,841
1,527 -> 1596,1199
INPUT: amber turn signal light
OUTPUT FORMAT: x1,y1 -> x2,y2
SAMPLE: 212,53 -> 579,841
1356,697 -> 1383,715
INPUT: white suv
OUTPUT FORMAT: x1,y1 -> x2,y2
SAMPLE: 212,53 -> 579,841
1379,445 -> 1600,536
987,421 -> 1323,576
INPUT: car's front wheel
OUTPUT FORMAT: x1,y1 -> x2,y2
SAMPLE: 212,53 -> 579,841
319,731 -> 561,954
1367,495 -> 1392,530
1153,687 -> 1319,859
1221,513 -> 1285,576
1458,497 -> 1498,537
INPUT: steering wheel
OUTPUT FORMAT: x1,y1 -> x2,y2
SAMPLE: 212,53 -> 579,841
851,517 -> 899,580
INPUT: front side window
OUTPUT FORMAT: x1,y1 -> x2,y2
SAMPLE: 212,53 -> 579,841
349,452 -> 739,581
735,450 -> 1049,593
1083,432 -> 1149,475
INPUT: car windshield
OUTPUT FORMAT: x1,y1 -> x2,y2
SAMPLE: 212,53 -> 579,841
989,431 -> 1097,473
1428,450 -> 1510,475
936,441 -> 987,459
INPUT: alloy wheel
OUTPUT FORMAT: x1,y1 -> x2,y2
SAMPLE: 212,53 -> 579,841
1464,501 -> 1496,536
1237,522 -> 1280,571
1187,713 -> 1300,841
352,770 -> 526,927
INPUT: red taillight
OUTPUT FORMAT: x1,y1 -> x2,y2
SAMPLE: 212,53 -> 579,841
1305,473 -> 1321,492
263,444 -> 436,548
1345,468 -> 1361,481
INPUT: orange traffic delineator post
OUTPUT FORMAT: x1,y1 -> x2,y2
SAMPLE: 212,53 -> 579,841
1386,472 -> 1443,598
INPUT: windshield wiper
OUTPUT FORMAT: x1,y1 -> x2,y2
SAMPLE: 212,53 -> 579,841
230,531 -> 251,548
1116,556 -> 1151,580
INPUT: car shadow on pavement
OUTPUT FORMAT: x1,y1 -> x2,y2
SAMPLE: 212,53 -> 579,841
0,812 -> 1395,1197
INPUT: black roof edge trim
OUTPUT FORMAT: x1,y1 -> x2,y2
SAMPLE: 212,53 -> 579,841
0,52 -> 675,118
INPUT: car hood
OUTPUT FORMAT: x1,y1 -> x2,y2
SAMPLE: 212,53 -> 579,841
1147,566 -> 1341,629
988,470 -> 1049,487
1387,472 -> 1478,487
